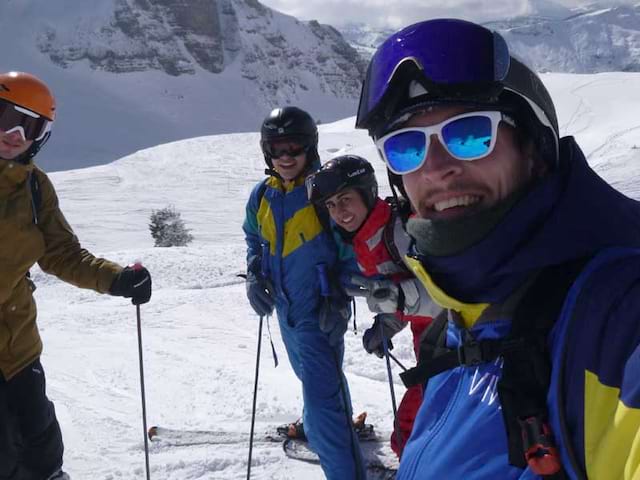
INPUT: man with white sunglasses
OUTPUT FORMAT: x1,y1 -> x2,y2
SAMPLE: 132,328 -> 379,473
357,19 -> 640,480
0,71 -> 152,479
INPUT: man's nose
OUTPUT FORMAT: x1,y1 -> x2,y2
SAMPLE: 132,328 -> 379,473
419,134 -> 464,181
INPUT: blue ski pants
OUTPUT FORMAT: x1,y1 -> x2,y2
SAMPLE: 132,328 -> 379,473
278,313 -> 366,480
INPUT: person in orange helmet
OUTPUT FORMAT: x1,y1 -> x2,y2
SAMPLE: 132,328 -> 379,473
0,72 -> 152,480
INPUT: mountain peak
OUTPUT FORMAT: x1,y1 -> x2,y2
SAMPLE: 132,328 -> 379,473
1,0 -> 366,171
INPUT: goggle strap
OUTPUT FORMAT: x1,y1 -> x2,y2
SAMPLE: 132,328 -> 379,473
14,105 -> 41,119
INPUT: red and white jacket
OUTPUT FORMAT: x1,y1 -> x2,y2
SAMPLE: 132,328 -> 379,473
350,198 -> 436,349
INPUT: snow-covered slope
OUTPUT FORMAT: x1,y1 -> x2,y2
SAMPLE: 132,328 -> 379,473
1,0 -> 364,171
31,71 -> 640,478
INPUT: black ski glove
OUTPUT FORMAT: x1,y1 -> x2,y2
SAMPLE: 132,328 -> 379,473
109,265 -> 152,305
362,313 -> 407,358
245,256 -> 275,317
246,271 -> 275,317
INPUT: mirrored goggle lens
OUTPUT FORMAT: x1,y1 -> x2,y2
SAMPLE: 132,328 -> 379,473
382,114 -> 496,174
0,100 -> 49,141
441,115 -> 492,159
357,19 -> 510,127
383,131 -> 427,174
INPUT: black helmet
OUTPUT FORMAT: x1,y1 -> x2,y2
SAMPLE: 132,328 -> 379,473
306,155 -> 378,210
355,19 -> 559,170
260,106 -> 319,169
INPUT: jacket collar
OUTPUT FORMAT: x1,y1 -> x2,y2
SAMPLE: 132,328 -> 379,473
0,159 -> 33,197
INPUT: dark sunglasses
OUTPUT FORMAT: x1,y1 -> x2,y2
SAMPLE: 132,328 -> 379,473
265,143 -> 310,159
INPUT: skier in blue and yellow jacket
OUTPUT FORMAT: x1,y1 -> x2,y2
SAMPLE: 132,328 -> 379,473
242,106 -> 365,480
355,19 -> 640,480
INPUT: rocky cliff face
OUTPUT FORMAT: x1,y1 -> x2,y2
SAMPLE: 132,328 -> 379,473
36,0 -> 365,104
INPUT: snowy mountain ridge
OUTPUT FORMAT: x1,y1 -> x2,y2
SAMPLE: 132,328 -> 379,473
340,3 -> 640,74
1,0 -> 364,171
35,0 -> 364,99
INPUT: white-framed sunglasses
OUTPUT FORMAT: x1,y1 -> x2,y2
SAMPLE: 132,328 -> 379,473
375,110 -> 516,175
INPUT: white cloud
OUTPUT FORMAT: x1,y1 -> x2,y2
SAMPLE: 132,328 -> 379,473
259,0 -> 637,28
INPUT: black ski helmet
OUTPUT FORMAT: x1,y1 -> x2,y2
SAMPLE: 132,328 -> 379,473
355,19 -> 560,192
260,106 -> 319,169
306,155 -> 378,210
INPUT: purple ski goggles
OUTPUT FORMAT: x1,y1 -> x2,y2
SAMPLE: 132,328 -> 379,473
356,19 -> 511,130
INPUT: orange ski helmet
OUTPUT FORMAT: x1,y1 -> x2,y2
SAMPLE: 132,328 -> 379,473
0,72 -> 56,161
0,71 -> 56,121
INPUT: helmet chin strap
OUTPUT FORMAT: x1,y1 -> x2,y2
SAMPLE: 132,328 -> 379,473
264,167 -> 283,180
13,131 -> 51,165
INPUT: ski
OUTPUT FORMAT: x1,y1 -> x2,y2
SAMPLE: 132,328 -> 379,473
283,438 -> 398,479
148,423 -> 380,447
148,426 -> 281,446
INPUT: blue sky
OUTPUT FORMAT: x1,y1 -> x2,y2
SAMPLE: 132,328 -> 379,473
259,0 -> 634,28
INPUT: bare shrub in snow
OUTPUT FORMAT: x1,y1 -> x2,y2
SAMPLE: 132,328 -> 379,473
149,206 -> 193,247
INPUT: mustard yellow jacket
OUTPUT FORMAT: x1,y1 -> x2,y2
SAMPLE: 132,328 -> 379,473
0,159 -> 122,380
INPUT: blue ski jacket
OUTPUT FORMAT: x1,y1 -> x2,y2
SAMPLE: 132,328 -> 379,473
397,137 -> 640,480
243,174 -> 347,321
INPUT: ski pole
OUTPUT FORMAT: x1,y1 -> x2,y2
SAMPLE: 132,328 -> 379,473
247,315 -> 264,479
379,319 -> 403,457
388,351 -> 407,372
133,262 -> 151,480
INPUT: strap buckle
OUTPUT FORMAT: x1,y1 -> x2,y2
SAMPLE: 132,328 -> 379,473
457,340 -> 483,366
519,415 -> 562,476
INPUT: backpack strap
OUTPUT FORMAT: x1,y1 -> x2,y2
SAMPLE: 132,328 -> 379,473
28,171 -> 42,225
382,197 -> 412,271
398,313 -> 449,387
498,258 -> 588,479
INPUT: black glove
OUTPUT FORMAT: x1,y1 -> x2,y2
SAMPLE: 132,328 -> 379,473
362,313 -> 407,358
109,265 -> 152,305
246,270 -> 275,317
318,285 -> 352,346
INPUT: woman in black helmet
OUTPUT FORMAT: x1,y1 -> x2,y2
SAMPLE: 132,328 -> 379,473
242,107 -> 365,479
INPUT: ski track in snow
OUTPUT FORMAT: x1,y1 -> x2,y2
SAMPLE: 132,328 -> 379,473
30,72 -> 640,479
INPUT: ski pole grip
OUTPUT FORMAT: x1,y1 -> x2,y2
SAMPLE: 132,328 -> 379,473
316,263 -> 330,298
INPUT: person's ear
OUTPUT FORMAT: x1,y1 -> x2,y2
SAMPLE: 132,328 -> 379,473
524,139 -> 548,179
